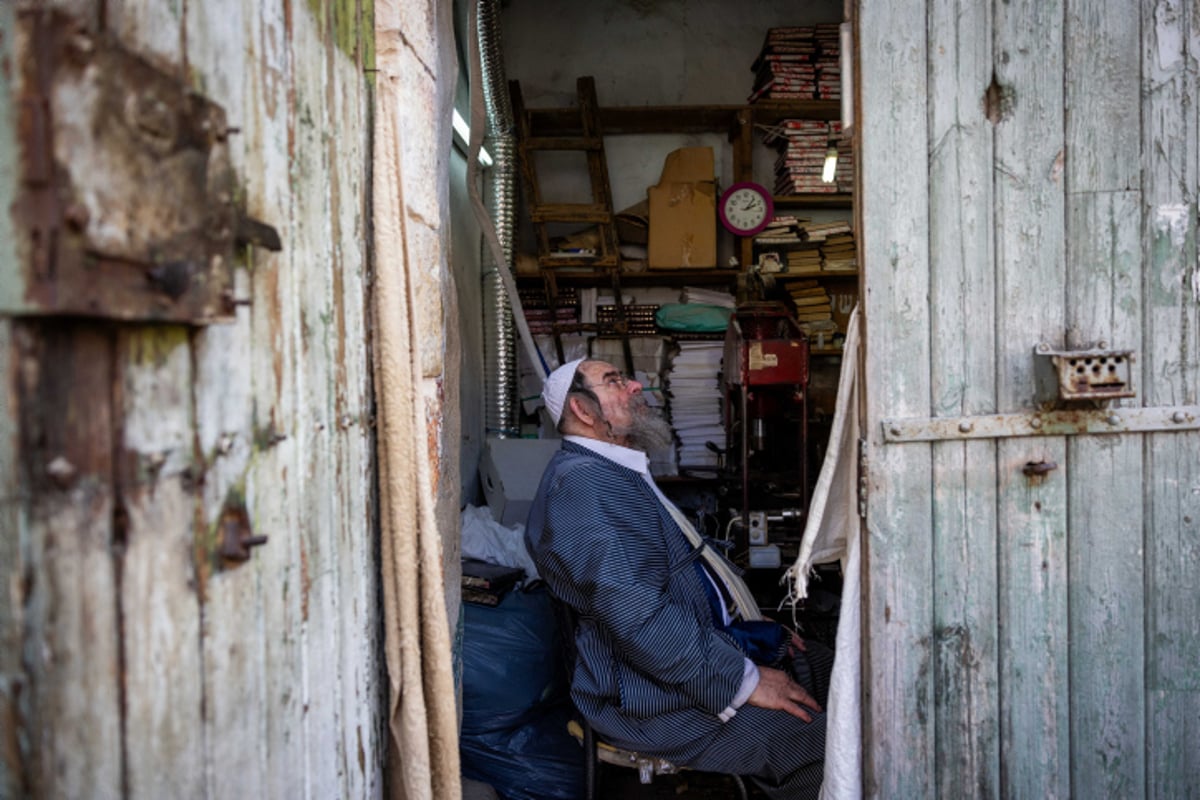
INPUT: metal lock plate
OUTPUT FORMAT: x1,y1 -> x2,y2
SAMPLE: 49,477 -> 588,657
10,9 -> 238,323
1036,344 -> 1136,401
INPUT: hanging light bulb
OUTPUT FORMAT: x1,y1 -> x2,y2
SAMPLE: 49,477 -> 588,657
821,141 -> 838,184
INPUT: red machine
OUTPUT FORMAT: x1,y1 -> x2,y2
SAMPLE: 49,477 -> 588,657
722,302 -> 810,558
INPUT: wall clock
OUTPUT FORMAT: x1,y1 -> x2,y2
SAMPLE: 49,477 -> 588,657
718,182 -> 774,236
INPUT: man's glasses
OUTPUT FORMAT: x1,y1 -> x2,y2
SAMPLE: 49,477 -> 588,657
584,373 -> 632,390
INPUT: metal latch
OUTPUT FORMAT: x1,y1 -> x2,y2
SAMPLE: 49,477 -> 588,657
1035,342 -> 1135,401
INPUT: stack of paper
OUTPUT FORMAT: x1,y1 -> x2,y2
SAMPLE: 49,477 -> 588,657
680,286 -> 737,308
666,341 -> 726,469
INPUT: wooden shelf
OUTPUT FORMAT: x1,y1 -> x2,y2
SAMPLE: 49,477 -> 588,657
527,104 -> 743,136
747,100 -> 841,126
770,270 -> 859,279
517,269 -> 741,287
524,100 -> 841,138
773,193 -> 853,208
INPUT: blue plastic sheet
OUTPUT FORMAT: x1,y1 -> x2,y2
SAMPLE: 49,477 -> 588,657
461,585 -> 584,799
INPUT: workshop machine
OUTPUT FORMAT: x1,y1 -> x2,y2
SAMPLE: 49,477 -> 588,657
722,302 -> 810,571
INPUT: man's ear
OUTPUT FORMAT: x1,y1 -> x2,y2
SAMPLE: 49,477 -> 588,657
567,394 -> 598,428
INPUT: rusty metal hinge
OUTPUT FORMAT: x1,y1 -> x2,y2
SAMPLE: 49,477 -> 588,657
8,9 -> 280,325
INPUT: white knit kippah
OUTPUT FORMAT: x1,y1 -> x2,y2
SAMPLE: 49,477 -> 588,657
542,357 -> 586,425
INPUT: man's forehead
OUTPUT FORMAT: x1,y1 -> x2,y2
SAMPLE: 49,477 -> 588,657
582,360 -> 620,378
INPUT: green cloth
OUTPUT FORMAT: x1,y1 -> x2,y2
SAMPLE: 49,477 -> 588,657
655,303 -> 732,333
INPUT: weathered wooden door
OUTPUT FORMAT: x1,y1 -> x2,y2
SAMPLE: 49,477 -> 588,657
859,0 -> 1199,797
0,2 -> 384,796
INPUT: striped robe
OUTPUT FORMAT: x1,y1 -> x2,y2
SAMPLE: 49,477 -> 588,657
525,441 -> 827,792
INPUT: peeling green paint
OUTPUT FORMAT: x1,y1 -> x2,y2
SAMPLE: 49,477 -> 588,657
305,0 -> 375,65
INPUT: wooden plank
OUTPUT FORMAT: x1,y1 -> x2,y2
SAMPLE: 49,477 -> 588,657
0,1 -> 19,314
13,323 -> 122,798
927,0 -> 1000,796
290,5 -> 343,790
0,321 -> 22,797
1062,3 -> 1147,795
1064,189 -> 1145,797
324,8 -> 382,796
858,2 -> 935,797
0,6 -> 23,792
992,0 -> 1070,796
116,326 -> 206,798
180,0 -> 274,793
1148,690 -> 1200,795
243,4 -> 307,794
1141,1 -> 1200,795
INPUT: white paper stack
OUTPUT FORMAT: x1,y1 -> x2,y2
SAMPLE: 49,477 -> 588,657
680,286 -> 737,308
666,341 -> 726,468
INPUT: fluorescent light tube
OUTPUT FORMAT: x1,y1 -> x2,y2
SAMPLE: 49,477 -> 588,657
822,144 -> 838,183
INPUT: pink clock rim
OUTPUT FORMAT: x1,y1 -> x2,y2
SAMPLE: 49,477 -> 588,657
719,181 -> 775,237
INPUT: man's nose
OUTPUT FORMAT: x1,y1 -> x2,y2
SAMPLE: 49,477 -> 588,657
626,376 -> 643,392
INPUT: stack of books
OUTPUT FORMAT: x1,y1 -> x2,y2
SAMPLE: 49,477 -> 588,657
828,121 -> 855,192
786,246 -> 823,273
520,286 -> 579,334
800,219 -> 852,243
812,24 -> 842,99
782,279 -> 835,325
764,120 -> 839,195
596,304 -> 660,335
822,231 -> 857,272
754,215 -> 807,246
748,25 -> 841,102
665,341 -> 726,469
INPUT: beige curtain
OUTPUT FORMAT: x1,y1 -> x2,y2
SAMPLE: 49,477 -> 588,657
373,2 -> 462,797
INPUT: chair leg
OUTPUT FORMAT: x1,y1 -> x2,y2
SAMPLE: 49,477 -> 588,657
583,720 -> 596,800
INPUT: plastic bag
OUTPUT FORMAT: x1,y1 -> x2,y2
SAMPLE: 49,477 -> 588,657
461,585 -> 584,799
462,585 -> 566,733
461,504 -> 540,581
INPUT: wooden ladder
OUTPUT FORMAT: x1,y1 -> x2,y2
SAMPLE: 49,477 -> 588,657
509,76 -> 634,372
509,76 -> 621,269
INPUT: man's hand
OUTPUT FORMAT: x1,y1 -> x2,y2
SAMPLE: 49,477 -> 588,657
747,666 -> 823,722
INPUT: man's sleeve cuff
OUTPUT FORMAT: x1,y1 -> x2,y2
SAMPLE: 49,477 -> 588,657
717,659 -> 760,722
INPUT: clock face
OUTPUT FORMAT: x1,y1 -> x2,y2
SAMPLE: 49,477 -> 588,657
719,183 -> 774,235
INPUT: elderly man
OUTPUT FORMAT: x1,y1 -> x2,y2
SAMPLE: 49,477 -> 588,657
525,358 -> 832,799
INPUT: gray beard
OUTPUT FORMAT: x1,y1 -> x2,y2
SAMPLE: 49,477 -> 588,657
609,395 -> 675,453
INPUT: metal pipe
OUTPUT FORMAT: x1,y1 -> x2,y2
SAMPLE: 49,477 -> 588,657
478,0 -> 518,438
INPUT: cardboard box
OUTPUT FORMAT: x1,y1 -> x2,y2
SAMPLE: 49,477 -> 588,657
479,438 -> 563,527
648,147 -> 717,269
